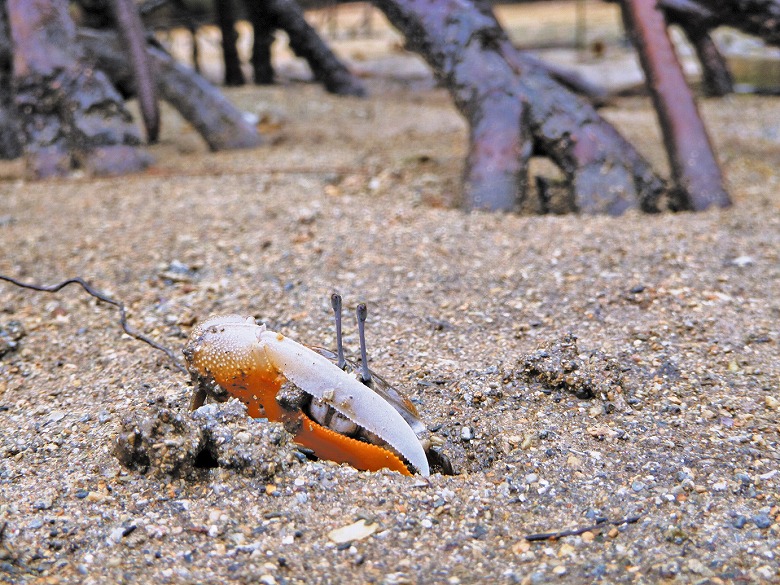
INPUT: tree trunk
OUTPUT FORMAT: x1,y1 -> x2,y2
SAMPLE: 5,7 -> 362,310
520,52 -> 610,106
621,0 -> 731,211
78,29 -> 262,151
662,2 -> 735,97
245,0 -> 277,84
472,0 -> 610,105
373,0 -> 666,214
216,0 -> 246,86
682,23 -> 734,97
374,0 -> 531,211
68,0 -> 162,141
6,0 -> 151,178
659,0 -> 780,47
109,0 -> 161,142
0,1 -> 22,160
262,0 -> 366,97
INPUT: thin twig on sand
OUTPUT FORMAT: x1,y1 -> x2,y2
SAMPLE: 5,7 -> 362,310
525,515 -> 642,541
0,274 -> 187,373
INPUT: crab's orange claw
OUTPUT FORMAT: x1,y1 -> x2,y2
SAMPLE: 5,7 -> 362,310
294,412 -> 411,475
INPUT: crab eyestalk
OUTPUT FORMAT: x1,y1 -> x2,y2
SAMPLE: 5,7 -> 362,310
356,303 -> 372,385
331,293 -> 347,370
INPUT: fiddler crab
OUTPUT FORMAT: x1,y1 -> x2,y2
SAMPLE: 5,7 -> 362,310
183,294 -> 453,476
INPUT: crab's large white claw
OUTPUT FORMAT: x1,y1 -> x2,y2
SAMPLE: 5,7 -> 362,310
260,330 -> 430,476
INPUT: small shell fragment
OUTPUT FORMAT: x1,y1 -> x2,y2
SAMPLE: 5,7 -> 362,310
327,519 -> 379,544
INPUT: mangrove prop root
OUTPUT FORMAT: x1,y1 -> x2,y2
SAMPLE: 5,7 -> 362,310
77,29 -> 262,151
620,0 -> 730,211
373,0 -> 666,214
108,0 -> 160,142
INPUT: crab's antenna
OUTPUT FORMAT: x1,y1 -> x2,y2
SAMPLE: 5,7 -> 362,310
356,303 -> 372,384
330,293 -> 346,370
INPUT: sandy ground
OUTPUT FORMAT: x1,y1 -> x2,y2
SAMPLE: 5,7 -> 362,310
2,4 -> 780,584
